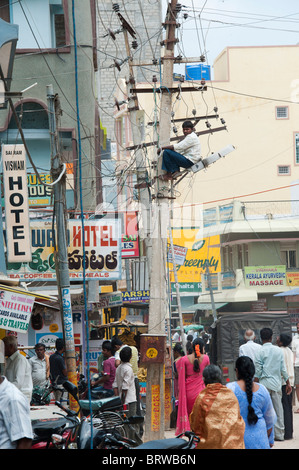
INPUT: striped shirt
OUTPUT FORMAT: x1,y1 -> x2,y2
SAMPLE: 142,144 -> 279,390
0,377 -> 33,449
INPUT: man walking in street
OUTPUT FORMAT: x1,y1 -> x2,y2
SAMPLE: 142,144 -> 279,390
49,338 -> 67,402
3,335 -> 33,403
254,327 -> 292,441
239,329 -> 262,362
29,343 -> 50,405
292,322 -> 299,413
0,371 -> 33,449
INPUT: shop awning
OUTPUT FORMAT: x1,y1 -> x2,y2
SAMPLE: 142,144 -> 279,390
186,302 -> 228,311
274,288 -> 299,297
0,283 -> 56,302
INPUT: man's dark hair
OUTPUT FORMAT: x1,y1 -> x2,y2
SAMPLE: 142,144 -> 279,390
260,328 -> 273,342
120,346 -> 132,363
182,120 -> 194,129
55,338 -> 64,351
279,333 -> 292,347
35,343 -> 45,350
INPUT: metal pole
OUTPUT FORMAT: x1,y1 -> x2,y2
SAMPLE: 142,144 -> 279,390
47,85 -> 78,411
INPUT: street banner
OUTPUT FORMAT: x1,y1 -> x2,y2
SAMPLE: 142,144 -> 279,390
6,219 -> 122,281
0,288 -> 35,333
2,144 -> 31,263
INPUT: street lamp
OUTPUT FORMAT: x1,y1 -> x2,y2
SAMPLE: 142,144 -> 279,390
0,18 -> 19,107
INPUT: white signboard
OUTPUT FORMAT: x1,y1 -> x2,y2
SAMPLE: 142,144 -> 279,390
98,291 -> 123,309
0,288 -> 35,333
167,244 -> 188,266
2,144 -> 31,263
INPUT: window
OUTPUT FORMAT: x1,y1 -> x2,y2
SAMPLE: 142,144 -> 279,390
278,165 -> 291,175
237,244 -> 248,269
11,0 -> 66,50
276,106 -> 288,119
281,242 -> 297,269
0,1 -> 10,22
295,133 -> 299,164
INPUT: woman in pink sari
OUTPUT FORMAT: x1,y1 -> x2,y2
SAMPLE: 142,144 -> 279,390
176,338 -> 210,435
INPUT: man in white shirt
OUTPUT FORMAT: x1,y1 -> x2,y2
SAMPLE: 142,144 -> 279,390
292,322 -> 299,412
29,343 -> 50,405
239,329 -> 262,362
0,374 -> 33,449
3,335 -> 33,403
157,120 -> 201,181
113,346 -> 142,444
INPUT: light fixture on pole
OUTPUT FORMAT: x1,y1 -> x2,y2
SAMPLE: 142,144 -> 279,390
0,18 -> 19,108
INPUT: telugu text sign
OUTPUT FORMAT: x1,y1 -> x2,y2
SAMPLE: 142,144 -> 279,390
6,219 -> 122,281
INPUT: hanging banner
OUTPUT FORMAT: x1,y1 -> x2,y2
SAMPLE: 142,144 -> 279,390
2,144 -> 31,263
0,288 -> 35,333
5,219 -> 122,281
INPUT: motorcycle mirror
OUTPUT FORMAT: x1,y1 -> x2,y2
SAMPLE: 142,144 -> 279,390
63,380 -> 79,399
128,415 -> 144,425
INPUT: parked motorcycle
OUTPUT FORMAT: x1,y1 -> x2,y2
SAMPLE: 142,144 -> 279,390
31,380 -> 106,449
96,419 -> 199,450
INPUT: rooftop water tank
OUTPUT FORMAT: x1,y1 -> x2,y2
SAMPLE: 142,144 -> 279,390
185,64 -> 211,81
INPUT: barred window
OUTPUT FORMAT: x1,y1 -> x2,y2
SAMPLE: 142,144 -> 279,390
276,106 -> 288,119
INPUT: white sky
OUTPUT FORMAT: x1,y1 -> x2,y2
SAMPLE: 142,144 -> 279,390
162,0 -> 299,75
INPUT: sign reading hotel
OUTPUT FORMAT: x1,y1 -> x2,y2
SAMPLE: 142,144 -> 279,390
0,289 -> 35,333
244,266 -> 286,288
6,219 -> 122,281
2,144 -> 31,263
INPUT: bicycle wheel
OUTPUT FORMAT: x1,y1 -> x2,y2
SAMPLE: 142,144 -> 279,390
91,411 -> 128,438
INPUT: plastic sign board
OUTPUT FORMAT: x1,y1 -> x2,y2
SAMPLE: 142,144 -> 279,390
2,144 -> 31,263
0,288 -> 35,333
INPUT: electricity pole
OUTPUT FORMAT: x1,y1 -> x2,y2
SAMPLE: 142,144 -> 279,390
121,18 -> 153,274
144,0 -> 179,441
47,85 -> 78,410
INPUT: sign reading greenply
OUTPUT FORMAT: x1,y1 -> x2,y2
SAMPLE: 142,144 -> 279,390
244,265 -> 286,288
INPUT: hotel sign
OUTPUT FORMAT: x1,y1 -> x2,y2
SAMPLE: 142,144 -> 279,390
2,144 -> 31,263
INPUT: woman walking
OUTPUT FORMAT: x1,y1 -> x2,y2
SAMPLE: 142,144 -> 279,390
227,356 -> 276,448
176,338 -> 210,435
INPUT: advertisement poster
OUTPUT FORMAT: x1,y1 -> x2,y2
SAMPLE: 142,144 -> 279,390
6,219 -> 122,281
0,288 -> 35,333
244,265 -> 287,288
168,230 -> 221,283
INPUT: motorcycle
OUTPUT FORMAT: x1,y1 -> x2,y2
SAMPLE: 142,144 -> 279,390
77,373 -> 114,400
95,417 -> 199,450
31,380 -> 107,449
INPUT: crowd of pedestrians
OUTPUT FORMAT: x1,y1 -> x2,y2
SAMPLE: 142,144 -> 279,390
172,323 -> 299,449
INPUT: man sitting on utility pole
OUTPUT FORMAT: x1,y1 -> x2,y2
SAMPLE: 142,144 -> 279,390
157,120 -> 201,181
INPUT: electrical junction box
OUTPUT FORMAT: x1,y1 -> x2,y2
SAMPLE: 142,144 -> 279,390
140,334 -> 167,364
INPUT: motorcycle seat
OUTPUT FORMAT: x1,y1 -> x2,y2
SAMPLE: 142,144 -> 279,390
32,417 -> 69,438
137,438 -> 188,450
79,396 -> 122,411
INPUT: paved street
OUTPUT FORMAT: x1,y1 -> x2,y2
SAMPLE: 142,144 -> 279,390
165,402 -> 299,449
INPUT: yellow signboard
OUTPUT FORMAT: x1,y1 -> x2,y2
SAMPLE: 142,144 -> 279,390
168,230 -> 221,283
